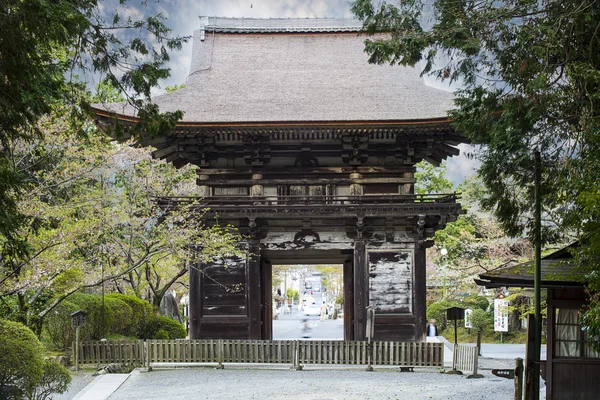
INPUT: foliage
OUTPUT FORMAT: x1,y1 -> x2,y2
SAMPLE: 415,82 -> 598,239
44,300 -> 79,350
165,83 -> 186,92
0,320 -> 44,399
105,293 -> 153,337
139,315 -> 186,340
0,110 -> 242,330
25,360 -> 71,400
414,161 -> 453,194
286,288 -> 299,301
0,0 -> 187,257
470,309 -> 493,332
426,299 -> 459,330
461,295 -> 490,312
351,0 -> 600,343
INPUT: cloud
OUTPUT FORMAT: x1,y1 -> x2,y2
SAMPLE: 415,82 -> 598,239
445,144 -> 481,187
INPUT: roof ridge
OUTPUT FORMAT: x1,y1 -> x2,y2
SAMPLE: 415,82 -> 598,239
199,16 -> 363,33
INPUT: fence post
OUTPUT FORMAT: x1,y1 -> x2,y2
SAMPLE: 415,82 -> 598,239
467,346 -> 483,379
216,339 -> 224,369
476,330 -> 482,356
146,341 -> 152,372
294,340 -> 303,370
514,358 -> 524,400
447,344 -> 462,375
74,327 -> 80,371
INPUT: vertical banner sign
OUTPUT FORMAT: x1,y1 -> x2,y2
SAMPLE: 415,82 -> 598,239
464,308 -> 473,329
494,299 -> 509,332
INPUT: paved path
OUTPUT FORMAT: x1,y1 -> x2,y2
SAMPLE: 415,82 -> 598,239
71,374 -> 129,400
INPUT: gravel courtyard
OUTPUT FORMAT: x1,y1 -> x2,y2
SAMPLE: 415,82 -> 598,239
106,365 -> 517,400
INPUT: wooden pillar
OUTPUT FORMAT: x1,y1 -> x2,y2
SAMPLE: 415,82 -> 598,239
353,240 -> 367,340
250,173 -> 263,197
197,174 -> 211,197
247,240 -> 262,339
343,259 -> 354,341
350,172 -> 363,196
188,261 -> 204,339
261,259 -> 273,340
414,243 -> 427,341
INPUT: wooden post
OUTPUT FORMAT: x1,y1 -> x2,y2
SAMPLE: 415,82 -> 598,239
147,340 -> 153,372
74,326 -> 80,371
515,357 -> 524,400
477,330 -> 482,356
353,240 -> 366,341
216,339 -> 224,369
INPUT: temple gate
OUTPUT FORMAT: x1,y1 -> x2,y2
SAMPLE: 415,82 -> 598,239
94,17 -> 466,342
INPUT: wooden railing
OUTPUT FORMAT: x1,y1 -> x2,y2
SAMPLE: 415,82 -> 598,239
76,339 -> 444,370
452,344 -> 482,378
156,193 -> 460,208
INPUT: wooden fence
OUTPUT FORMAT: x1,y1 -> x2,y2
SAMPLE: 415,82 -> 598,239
76,339 -> 444,370
452,344 -> 482,378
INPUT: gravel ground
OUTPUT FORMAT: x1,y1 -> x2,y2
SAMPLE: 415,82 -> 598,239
106,364 -> 517,400
53,370 -> 96,400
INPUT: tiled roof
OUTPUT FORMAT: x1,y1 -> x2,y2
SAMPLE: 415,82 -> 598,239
475,244 -> 585,289
96,18 -> 455,125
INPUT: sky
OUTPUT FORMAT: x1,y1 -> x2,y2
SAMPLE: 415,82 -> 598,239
123,0 -> 479,186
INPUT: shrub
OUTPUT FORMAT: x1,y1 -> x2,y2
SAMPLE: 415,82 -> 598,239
105,293 -> 152,336
67,293 -> 110,339
104,297 -> 133,336
426,299 -> 457,330
44,300 -> 79,350
470,308 -> 493,332
26,360 -> 71,400
0,320 -> 44,399
139,316 -> 186,340
461,295 -> 490,312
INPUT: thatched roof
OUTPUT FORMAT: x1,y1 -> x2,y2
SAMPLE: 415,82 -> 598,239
96,17 -> 455,125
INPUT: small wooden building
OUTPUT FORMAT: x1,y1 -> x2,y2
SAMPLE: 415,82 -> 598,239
93,17 -> 466,342
476,245 -> 600,400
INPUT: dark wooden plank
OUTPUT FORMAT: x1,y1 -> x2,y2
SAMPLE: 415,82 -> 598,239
189,262 -> 204,339
413,244 -> 427,341
353,240 -> 367,341
344,259 -> 354,341
247,241 -> 262,339
261,259 -> 273,340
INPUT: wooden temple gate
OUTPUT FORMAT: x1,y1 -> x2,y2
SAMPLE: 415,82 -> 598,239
93,17 -> 466,343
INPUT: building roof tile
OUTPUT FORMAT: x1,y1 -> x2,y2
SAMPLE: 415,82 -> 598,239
97,18 -> 455,124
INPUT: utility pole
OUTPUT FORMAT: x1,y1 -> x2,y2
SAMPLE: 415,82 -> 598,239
533,150 -> 542,400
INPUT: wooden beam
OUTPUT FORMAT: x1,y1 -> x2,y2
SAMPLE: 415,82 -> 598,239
353,240 -> 367,341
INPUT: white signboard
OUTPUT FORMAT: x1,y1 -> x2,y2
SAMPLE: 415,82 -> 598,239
494,299 -> 509,332
464,308 -> 473,329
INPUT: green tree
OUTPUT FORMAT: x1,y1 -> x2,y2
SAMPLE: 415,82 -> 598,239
0,106 -> 242,332
352,0 -> 600,341
0,0 -> 187,263
414,161 -> 453,194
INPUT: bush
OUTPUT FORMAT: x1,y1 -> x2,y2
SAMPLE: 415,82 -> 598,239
139,316 -> 186,340
105,293 -> 152,337
470,308 -> 493,332
0,320 -> 44,399
104,297 -> 133,336
426,299 -> 458,330
26,360 -> 71,400
67,293 -> 110,339
44,300 -> 79,350
461,295 -> 490,312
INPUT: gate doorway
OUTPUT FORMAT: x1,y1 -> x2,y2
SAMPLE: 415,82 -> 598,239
271,264 -> 344,340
